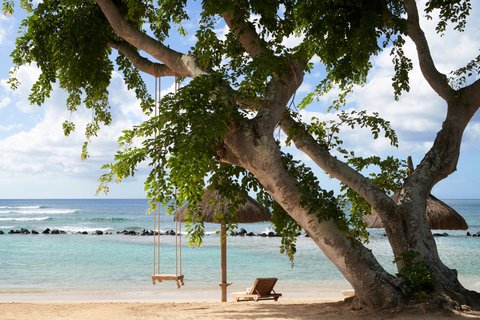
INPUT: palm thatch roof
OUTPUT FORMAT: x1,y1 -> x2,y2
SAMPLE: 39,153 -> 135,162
175,189 -> 271,224
364,194 -> 468,230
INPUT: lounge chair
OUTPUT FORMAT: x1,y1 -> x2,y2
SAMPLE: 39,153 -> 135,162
233,278 -> 282,302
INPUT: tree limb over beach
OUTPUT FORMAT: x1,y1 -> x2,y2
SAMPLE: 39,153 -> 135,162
4,0 -> 480,313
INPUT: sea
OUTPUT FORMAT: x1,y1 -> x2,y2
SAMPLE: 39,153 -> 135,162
0,199 -> 479,302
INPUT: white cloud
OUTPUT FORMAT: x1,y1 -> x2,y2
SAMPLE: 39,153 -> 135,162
0,123 -> 21,132
0,14 -> 14,45
301,0 -> 480,158
2,64 -> 42,113
297,82 -> 313,94
0,65 -> 149,181
0,96 -> 11,109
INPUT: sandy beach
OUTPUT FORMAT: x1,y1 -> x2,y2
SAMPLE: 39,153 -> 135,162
1,298 -> 479,320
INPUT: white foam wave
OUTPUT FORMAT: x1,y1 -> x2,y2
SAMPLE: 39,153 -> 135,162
0,205 -> 42,209
0,217 -> 50,222
0,209 -> 77,215
58,226 -> 113,233
0,226 -> 14,229
261,227 -> 275,234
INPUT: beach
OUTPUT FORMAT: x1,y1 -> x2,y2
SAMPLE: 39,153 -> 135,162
1,299 -> 478,320
1,199 -> 480,319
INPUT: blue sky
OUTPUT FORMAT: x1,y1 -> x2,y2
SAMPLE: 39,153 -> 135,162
0,2 -> 479,199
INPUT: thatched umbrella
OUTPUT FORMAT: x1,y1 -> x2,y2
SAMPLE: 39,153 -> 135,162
364,194 -> 468,230
175,189 -> 271,302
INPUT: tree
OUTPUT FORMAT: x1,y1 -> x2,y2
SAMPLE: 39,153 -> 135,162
3,0 -> 480,311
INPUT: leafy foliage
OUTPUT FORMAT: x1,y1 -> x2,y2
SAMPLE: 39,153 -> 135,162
338,155 -> 408,241
98,74 -> 235,207
425,0 -> 471,34
391,36 -> 414,100
394,251 -> 434,300
4,0 -> 478,271
449,54 -> 480,88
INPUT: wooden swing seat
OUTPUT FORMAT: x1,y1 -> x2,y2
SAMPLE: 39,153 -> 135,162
152,274 -> 185,288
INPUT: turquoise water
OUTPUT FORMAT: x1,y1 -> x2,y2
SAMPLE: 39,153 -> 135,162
0,199 -> 479,301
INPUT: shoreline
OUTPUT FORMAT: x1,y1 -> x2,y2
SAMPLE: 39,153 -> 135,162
0,286 -> 349,303
0,299 -> 476,320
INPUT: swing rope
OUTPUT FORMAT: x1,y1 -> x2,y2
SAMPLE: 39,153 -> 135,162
151,76 -> 184,289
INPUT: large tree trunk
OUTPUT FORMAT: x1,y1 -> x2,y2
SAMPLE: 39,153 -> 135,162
380,101 -> 480,307
218,121 -> 409,309
385,192 -> 480,307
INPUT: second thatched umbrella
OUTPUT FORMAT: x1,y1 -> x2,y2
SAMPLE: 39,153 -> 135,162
364,194 -> 468,230
175,189 -> 271,302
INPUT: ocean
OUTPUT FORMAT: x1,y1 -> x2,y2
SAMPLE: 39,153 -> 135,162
0,199 -> 479,302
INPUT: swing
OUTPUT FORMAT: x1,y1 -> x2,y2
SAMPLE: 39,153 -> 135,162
151,77 -> 184,289
151,206 -> 184,288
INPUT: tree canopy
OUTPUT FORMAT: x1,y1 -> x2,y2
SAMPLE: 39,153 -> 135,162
3,0 -> 480,311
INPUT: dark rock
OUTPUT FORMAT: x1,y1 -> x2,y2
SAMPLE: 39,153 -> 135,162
95,230 -> 104,235
128,230 -> 137,236
238,228 -> 247,236
467,232 -> 471,236
42,228 -> 51,234
0,230 -> 4,234
21,228 -> 30,234
31,230 -> 39,234
259,232 -> 267,237
82,231 -> 88,235
141,229 -> 151,236
167,230 -> 176,236
474,231 -> 480,237
247,232 -> 255,236
433,232 -> 449,237
267,232 -> 276,237
294,232 -> 302,237
51,229 -> 60,234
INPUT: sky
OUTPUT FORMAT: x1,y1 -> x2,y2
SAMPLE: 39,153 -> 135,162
0,2 -> 479,199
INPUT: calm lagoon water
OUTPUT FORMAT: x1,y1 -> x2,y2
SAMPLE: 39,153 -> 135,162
0,199 -> 479,301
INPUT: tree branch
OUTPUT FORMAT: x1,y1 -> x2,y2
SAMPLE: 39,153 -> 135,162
222,11 -> 305,134
464,78 -> 480,111
108,41 -> 179,77
222,11 -> 269,59
403,0 -> 454,101
96,0 -> 206,77
280,114 -> 397,214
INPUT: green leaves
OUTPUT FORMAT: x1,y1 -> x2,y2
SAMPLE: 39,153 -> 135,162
281,153 -> 345,225
391,36 -> 413,100
338,155 -> 408,242
425,0 -> 471,34
62,120 -> 76,136
99,74 -> 236,208
394,251 -> 434,300
299,110 -> 398,152
2,0 -> 13,15
449,53 -> 480,88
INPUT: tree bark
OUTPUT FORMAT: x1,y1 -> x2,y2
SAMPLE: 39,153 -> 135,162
218,121 -> 408,309
94,0 -> 480,309
382,97 -> 480,306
